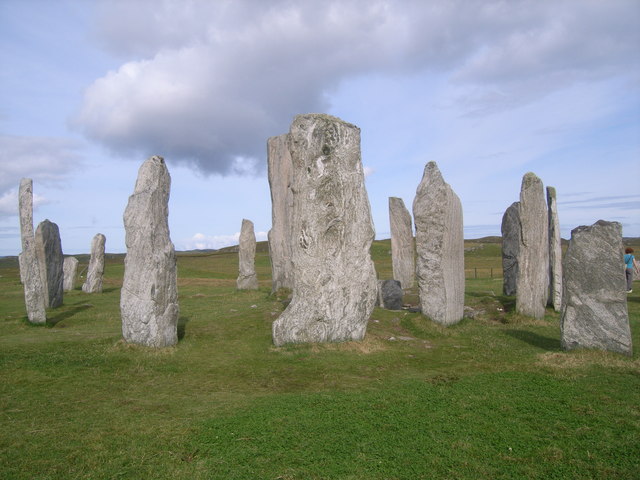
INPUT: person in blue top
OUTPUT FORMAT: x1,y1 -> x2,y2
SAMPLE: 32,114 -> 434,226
624,247 -> 635,293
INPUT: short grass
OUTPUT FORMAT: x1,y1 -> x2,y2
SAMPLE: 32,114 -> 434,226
1,240 -> 639,479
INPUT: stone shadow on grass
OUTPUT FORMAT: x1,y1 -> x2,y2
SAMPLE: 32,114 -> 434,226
177,316 -> 190,341
47,303 -> 94,327
504,329 -> 561,351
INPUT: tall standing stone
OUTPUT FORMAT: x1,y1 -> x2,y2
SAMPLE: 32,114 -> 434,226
18,252 -> 25,284
516,172 -> 549,319
501,201 -> 520,296
272,113 -> 377,346
35,219 -> 64,308
267,134 -> 294,292
389,197 -> 415,289
237,218 -> 259,290
413,161 -> 464,325
82,233 -> 106,293
547,186 -> 562,312
121,156 -> 179,348
18,178 -> 46,324
560,220 -> 631,355
63,256 -> 79,291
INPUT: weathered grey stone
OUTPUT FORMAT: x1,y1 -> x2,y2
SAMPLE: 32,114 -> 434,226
35,219 -> 64,308
560,220 -> 631,355
121,156 -> 179,348
63,256 -> 79,291
267,134 -> 295,293
547,186 -> 562,312
18,178 -> 46,324
377,279 -> 403,310
516,172 -> 549,318
501,201 -> 520,296
389,197 -> 415,289
272,113 -> 377,346
82,233 -> 106,293
237,218 -> 259,290
18,252 -> 25,284
412,161 -> 464,326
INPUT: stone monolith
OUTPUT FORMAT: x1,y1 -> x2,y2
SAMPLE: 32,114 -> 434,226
63,256 -> 79,291
237,218 -> 259,290
377,279 -> 403,310
18,178 -> 46,324
516,172 -> 549,319
267,134 -> 295,292
35,219 -> 64,308
501,201 -> 520,296
121,156 -> 179,348
18,252 -> 25,284
547,186 -> 562,312
560,220 -> 631,355
412,161 -> 464,325
82,233 -> 106,293
389,197 -> 415,289
272,113 -> 377,346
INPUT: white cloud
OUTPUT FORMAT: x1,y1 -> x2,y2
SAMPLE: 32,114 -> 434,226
75,0 -> 639,176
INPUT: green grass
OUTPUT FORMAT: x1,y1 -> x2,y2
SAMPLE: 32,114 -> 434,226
1,240 -> 639,479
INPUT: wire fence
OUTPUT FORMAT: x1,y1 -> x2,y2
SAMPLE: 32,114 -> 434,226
464,268 -> 502,279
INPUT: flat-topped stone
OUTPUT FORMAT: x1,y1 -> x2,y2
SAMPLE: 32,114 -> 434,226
389,197 -> 414,289
35,219 -> 64,308
237,218 -> 259,290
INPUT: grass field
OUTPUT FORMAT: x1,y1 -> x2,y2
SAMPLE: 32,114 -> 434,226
1,239 -> 638,479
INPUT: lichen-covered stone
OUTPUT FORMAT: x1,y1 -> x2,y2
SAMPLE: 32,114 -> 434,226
18,178 -> 46,324
413,161 -> 464,326
272,114 -> 377,346
501,201 -> 520,296
63,256 -> 79,291
82,233 -> 106,293
121,156 -> 179,348
237,218 -> 259,290
389,197 -> 414,289
35,219 -> 64,308
560,220 -> 631,356
267,134 -> 294,292
516,172 -> 549,319
547,186 -> 562,312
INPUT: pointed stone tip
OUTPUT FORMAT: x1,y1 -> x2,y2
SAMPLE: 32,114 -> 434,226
546,186 -> 556,198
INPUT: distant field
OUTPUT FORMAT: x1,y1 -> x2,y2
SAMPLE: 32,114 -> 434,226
1,239 -> 638,479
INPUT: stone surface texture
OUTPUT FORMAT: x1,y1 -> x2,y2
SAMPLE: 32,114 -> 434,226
389,196 -> 415,289
35,219 -> 64,308
560,220 -> 631,355
272,113 -> 377,346
547,186 -> 562,312
413,161 -> 465,326
82,233 -> 106,293
267,134 -> 295,292
515,172 -> 549,319
377,279 -> 403,310
121,156 -> 179,348
63,256 -> 79,291
237,218 -> 259,290
18,178 -> 46,324
501,201 -> 520,296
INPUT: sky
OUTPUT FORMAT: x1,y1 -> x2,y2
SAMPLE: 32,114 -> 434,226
1,0 -> 639,257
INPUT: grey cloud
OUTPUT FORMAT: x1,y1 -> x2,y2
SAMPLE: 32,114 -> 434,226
75,0 -> 640,176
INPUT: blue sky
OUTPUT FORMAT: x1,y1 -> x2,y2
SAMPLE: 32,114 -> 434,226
1,0 -> 639,256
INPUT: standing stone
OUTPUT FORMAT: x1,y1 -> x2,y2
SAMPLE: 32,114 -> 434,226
547,186 -> 562,312
267,134 -> 294,292
18,252 -> 25,284
560,220 -> 631,355
501,201 -> 520,296
389,197 -> 415,289
272,113 -> 377,346
63,256 -> 79,291
412,161 -> 464,326
121,156 -> 179,348
516,172 -> 549,318
377,279 -> 404,310
18,178 -> 46,324
237,218 -> 259,290
82,233 -> 106,293
35,219 -> 64,308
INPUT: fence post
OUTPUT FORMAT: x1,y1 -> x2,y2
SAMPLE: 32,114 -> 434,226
474,268 -> 477,279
